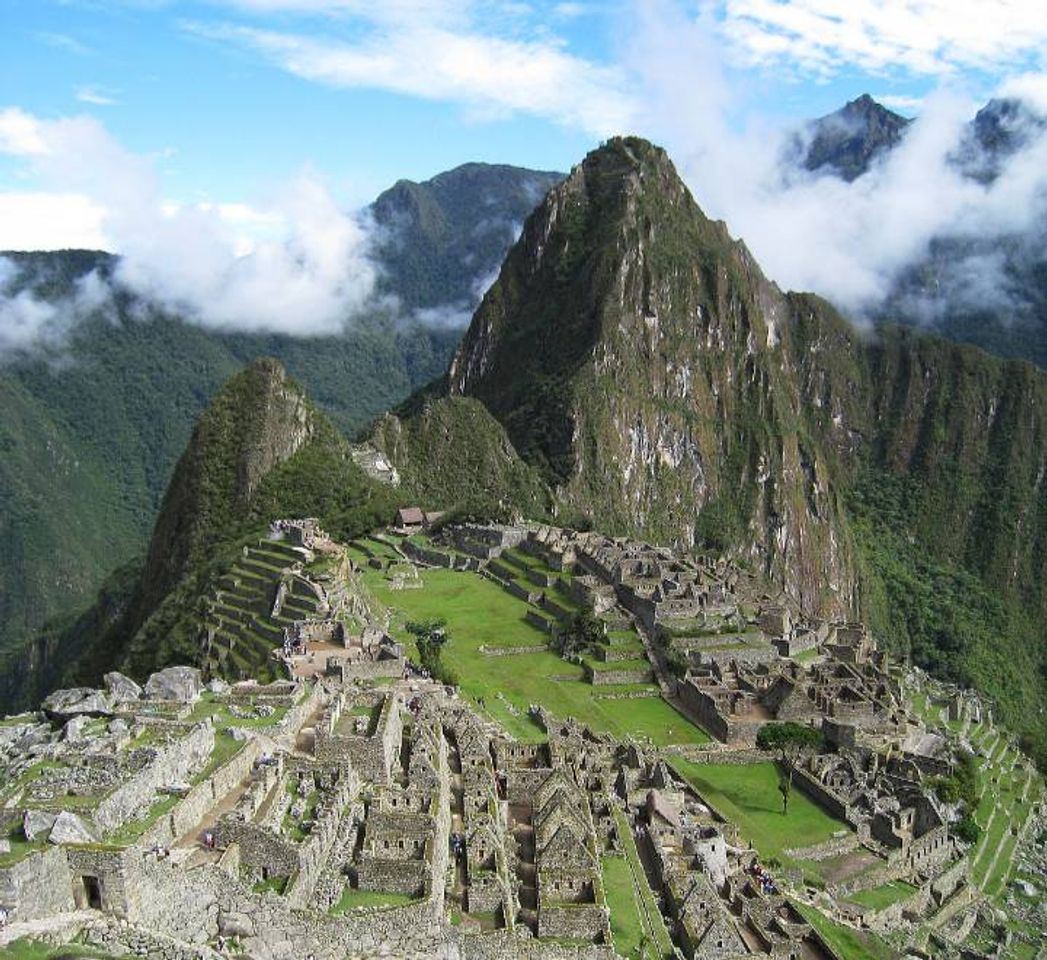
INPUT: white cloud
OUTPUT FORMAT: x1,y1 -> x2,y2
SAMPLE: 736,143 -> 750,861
75,86 -> 120,107
0,258 -> 113,354
0,108 -> 51,156
998,72 -> 1047,113
0,107 -> 384,341
36,32 -> 94,57
0,193 -> 109,251
875,93 -> 924,113
184,5 -> 634,135
722,0 -> 1047,78
622,4 -> 1047,317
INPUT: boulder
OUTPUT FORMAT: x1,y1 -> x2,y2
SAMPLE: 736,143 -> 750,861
219,911 -> 256,938
109,718 -> 130,738
48,810 -> 100,845
23,809 -> 57,841
144,666 -> 203,704
207,678 -> 231,695
0,838 -> 9,854
41,687 -> 114,720
104,671 -> 143,703
14,724 -> 53,753
64,715 -> 91,741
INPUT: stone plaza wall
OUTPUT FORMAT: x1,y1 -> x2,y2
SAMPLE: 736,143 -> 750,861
142,738 -> 264,848
66,846 -> 136,918
586,666 -> 653,685
95,723 -> 216,832
537,903 -> 609,941
356,856 -> 429,895
285,773 -> 356,909
0,846 -> 75,921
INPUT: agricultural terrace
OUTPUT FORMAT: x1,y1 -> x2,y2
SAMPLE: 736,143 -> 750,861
355,554 -> 709,747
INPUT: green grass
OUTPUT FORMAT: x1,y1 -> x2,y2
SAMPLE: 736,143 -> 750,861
671,760 -> 846,859
363,566 -> 709,746
192,730 -> 245,783
105,793 -> 181,846
603,855 -> 663,959
610,810 -> 674,958
0,828 -> 46,868
794,902 -> 893,960
846,880 -> 917,910
329,887 -> 418,914
253,875 -> 289,895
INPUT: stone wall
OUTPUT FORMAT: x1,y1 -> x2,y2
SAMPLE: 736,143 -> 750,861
0,846 -> 75,921
586,666 -> 653,685
356,857 -> 429,895
330,657 -> 404,681
285,772 -> 356,909
218,819 -> 300,880
66,846 -> 136,918
315,692 -> 402,783
95,723 -> 216,832
675,681 -> 729,742
792,766 -> 855,824
537,903 -> 609,941
142,738 -> 264,848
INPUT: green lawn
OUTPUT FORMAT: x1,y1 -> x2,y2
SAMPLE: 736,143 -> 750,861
846,880 -> 917,910
192,730 -> 245,784
610,810 -> 675,959
794,903 -> 894,960
105,793 -> 181,846
603,855 -> 662,960
671,760 -> 846,858
364,566 -> 709,746
329,887 -> 419,914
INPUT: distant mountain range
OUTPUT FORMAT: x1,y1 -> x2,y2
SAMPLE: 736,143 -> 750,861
0,162 -> 562,708
798,93 -> 1047,370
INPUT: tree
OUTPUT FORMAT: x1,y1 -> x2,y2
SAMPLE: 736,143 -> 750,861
756,722 -> 823,815
554,610 -> 604,659
405,618 -> 455,684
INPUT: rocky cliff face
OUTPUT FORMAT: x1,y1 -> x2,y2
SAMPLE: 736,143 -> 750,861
449,137 -> 858,617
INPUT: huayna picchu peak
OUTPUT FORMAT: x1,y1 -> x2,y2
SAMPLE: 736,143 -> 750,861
377,136 -> 1047,762
2,133 -> 1046,960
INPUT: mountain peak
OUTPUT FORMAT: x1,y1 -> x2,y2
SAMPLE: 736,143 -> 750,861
803,93 -> 912,181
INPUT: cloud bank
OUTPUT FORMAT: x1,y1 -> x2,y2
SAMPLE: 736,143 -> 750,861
621,3 -> 1047,321
3,0 -> 1047,353
0,106 -> 383,344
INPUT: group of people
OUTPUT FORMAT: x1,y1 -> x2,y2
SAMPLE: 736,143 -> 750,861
748,859 -> 778,896
281,635 -> 307,660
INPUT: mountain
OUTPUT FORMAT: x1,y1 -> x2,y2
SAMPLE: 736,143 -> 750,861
8,358 -> 397,704
0,162 -> 563,706
377,136 -> 1047,762
797,94 -> 1047,381
799,93 -> 913,181
371,162 -> 563,316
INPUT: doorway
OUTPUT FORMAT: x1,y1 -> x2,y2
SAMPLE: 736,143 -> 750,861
80,875 -> 103,910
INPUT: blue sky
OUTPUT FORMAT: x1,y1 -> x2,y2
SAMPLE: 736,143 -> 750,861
3,2 -> 1043,218
0,1 -> 1045,339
